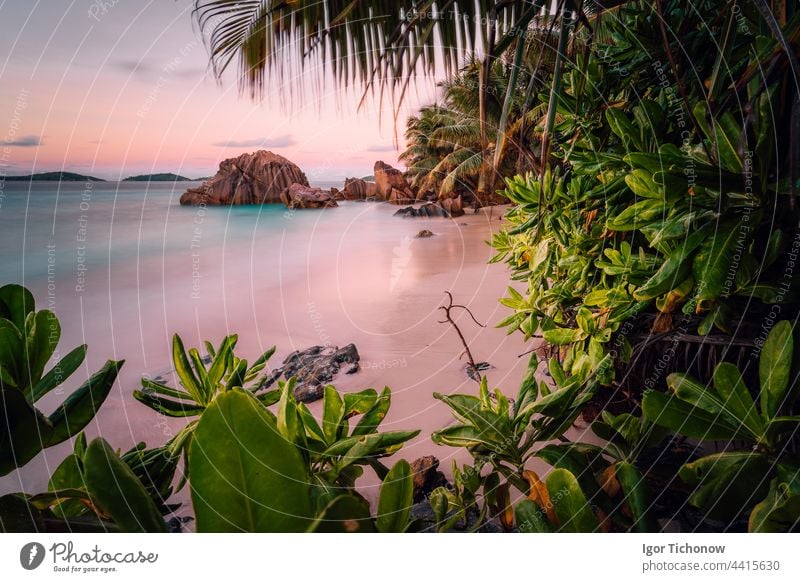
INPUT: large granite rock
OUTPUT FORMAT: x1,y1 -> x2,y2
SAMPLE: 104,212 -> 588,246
339,177 -> 378,200
180,150 -> 308,206
281,183 -> 338,209
374,160 -> 416,203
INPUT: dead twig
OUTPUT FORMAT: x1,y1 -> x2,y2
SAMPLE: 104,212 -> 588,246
438,291 -> 486,382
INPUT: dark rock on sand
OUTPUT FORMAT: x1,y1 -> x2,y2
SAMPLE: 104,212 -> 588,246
416,229 -> 435,238
411,456 -> 448,503
263,344 -> 361,402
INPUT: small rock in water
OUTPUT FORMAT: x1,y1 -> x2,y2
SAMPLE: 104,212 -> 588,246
416,229 -> 435,238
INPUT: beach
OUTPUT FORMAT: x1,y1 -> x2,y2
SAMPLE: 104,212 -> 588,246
0,181 -> 532,499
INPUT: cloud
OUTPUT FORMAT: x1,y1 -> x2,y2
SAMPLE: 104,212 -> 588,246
0,135 -> 43,147
212,135 -> 296,148
112,59 -> 153,74
365,144 -> 398,153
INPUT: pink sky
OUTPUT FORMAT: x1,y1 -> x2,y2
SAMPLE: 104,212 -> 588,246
0,1 -> 440,181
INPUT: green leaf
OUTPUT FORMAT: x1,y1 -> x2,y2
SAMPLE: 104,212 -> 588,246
642,390 -> 742,440
48,360 -> 123,446
546,468 -> 598,532
172,334 -> 204,404
679,452 -> 770,520
625,169 -> 662,199
84,438 -> 167,532
352,387 -> 391,436
542,327 -> 584,345
0,387 -> 53,476
515,499 -> 553,532
322,384 -> 344,443
713,363 -> 763,437
307,494 -> 375,533
276,378 -> 299,442
139,377 -> 194,401
132,390 -> 205,417
26,310 -> 60,391
760,320 -> 794,419
30,344 -> 87,402
693,219 -> 748,307
0,284 -> 35,331
0,494 -> 44,532
190,389 -> 313,532
48,453 -> 88,517
207,335 -> 236,388
376,459 -> 413,533
616,462 -> 656,532
343,389 -> 378,418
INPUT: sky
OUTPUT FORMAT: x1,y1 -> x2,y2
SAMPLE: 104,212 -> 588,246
0,0 -> 440,181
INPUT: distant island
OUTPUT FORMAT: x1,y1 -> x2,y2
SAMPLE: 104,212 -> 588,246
361,175 -> 375,181
122,173 -> 193,182
4,171 -> 106,182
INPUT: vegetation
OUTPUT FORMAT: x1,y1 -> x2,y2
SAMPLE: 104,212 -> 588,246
2,0 -> 800,533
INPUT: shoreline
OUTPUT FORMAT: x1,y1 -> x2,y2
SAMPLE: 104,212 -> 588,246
0,198 -> 533,502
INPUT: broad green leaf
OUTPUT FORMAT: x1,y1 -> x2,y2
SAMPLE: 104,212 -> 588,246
352,387 -> 391,436
542,327 -> 584,345
48,453 -> 88,517
190,389 -> 313,532
616,462 -> 656,532
30,344 -> 87,402
84,438 -> 167,532
546,468 -> 598,532
515,499 -> 553,532
642,390 -> 742,440
760,320 -> 794,419
322,384 -> 344,443
0,284 -> 35,331
307,494 -> 375,533
679,452 -> 770,520
48,360 -> 123,445
376,460 -> 413,533
0,387 -> 53,476
713,362 -> 763,437
343,389 -> 378,417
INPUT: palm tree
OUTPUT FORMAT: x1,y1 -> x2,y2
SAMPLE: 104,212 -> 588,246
401,59 -> 538,203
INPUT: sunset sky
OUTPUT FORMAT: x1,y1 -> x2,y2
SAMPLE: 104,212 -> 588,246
0,1 -> 439,181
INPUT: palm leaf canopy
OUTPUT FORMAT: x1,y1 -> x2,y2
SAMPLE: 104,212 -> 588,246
193,0 -> 591,102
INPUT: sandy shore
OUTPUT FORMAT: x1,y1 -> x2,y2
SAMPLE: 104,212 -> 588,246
284,204 -> 534,499
0,200 -> 538,502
